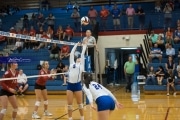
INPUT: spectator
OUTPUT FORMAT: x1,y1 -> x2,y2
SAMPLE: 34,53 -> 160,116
168,0 -> 174,10
11,39 -> 23,53
63,25 -> 74,41
66,0 -> 73,12
17,69 -> 29,96
71,8 -> 80,32
37,12 -> 45,28
88,6 -> 98,30
47,26 -> 53,39
111,5 -> 121,30
177,19 -> 180,27
176,60 -> 180,78
40,0 -> 50,11
149,43 -> 162,63
56,62 -> 65,74
29,26 -> 38,49
136,5 -> 145,30
165,27 -> 173,48
178,48 -> 180,60
0,54 -> 5,71
165,56 -> 175,73
174,27 -> 180,43
56,25 -> 64,41
146,66 -> 156,85
126,4 -> 135,29
22,28 -> 30,49
36,26 -> 44,38
100,5 -> 109,31
155,65 -> 165,85
166,70 -> 176,96
163,3 -> 172,28
62,65 -> 69,86
30,13 -> 37,27
46,13 -> 55,30
73,1 -> 80,11
0,18 -> 2,30
156,34 -> 165,51
23,14 -> 29,29
166,44 -> 175,57
155,1 -> 162,12
149,30 -> 159,47
59,45 -> 70,60
49,43 -> 60,60
36,31 -> 49,50
8,27 -> 16,45
124,56 -> 136,92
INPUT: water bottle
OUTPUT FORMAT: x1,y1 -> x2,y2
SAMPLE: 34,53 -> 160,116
131,82 -> 139,102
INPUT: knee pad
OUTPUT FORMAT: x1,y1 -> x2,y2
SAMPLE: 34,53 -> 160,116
35,101 -> 41,106
67,105 -> 73,110
78,103 -> 83,109
13,108 -> 18,112
0,109 -> 6,114
44,100 -> 48,105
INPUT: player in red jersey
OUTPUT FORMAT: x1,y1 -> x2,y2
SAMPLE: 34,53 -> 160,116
32,61 -> 56,119
0,62 -> 19,120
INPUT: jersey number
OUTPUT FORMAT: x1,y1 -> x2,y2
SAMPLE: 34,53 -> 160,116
92,84 -> 102,90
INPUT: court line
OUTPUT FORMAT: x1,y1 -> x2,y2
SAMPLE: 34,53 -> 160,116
164,107 -> 170,120
54,86 -> 122,120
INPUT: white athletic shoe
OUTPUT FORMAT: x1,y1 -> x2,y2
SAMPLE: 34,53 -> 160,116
32,113 -> 41,119
173,92 -> 177,96
167,93 -> 169,96
44,111 -> 52,116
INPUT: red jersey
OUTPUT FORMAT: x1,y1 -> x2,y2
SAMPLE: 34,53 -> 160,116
61,45 -> 70,53
65,28 -> 74,35
23,30 -> 29,35
1,70 -> 19,92
100,9 -> 109,19
29,29 -> 36,36
10,29 -> 16,34
36,69 -> 52,86
41,34 -> 49,39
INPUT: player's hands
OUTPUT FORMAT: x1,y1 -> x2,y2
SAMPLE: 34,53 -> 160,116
116,102 -> 123,109
9,88 -> 17,94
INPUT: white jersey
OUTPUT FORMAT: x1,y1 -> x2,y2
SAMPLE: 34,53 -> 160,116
82,81 -> 117,104
68,43 -> 87,83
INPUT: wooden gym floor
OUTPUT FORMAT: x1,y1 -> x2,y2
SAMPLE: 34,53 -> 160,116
1,86 -> 180,120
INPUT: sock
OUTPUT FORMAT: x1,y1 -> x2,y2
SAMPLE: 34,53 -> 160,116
68,117 -> 73,120
80,116 -> 84,120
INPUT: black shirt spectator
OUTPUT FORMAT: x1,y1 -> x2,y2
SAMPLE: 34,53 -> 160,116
136,5 -> 145,30
49,43 -> 60,60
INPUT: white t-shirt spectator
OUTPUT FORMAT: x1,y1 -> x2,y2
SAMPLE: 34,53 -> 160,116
17,73 -> 27,84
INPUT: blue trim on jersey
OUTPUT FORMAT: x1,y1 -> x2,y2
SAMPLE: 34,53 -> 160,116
95,96 -> 115,111
67,81 -> 82,92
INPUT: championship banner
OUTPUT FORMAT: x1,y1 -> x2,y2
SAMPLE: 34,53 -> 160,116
0,31 -> 77,45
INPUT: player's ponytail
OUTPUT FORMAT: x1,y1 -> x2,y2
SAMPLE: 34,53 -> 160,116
83,72 -> 93,88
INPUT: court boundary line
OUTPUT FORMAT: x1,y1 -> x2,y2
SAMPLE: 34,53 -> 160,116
164,107 -> 170,120
54,86 -> 122,120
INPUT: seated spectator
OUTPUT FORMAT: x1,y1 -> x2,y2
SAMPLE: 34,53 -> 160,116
174,26 -> 180,43
56,25 -> 64,40
29,26 -> 36,37
63,25 -> 74,41
156,66 -> 165,85
165,56 -> 175,73
166,70 -> 176,96
59,45 -> 70,60
37,12 -> 45,28
71,8 -> 80,32
47,26 -> 53,38
40,0 -> 50,11
146,66 -> 156,85
155,1 -> 162,12
149,30 -> 158,47
17,69 -> 29,96
11,39 -> 23,53
56,62 -> 65,74
49,43 -> 60,60
36,31 -> 49,50
166,44 -> 175,57
149,43 -> 162,63
46,13 -> 55,30
36,26 -> 44,38
176,60 -> 180,78
166,27 -> 173,39
156,34 -> 165,51
8,27 -> 16,45
100,5 -> 109,31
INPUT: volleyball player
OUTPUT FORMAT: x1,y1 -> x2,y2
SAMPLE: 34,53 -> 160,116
83,72 -> 123,120
32,61 -> 56,119
0,62 -> 19,120
67,43 -> 87,120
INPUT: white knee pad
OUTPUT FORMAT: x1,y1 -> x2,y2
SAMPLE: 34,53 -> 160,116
78,103 -> 83,109
13,108 -> 18,112
35,101 -> 41,106
67,105 -> 73,110
44,100 -> 48,105
0,109 -> 6,114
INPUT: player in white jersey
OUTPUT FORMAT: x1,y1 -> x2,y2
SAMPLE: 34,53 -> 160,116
67,42 -> 87,120
82,72 -> 123,120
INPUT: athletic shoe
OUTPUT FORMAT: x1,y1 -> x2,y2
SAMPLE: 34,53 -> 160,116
44,111 -> 52,116
167,93 -> 169,96
173,92 -> 177,96
62,83 -> 67,86
32,113 -> 40,119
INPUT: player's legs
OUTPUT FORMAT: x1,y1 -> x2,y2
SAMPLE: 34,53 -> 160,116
41,89 -> 52,116
8,95 -> 18,119
32,89 -> 41,119
74,91 -> 84,119
0,96 -> 8,119
67,90 -> 74,119
97,110 -> 110,120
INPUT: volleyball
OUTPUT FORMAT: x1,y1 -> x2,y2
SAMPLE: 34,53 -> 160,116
81,16 -> 90,25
